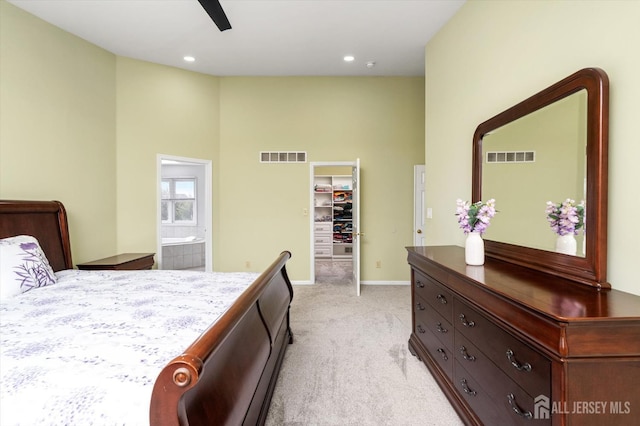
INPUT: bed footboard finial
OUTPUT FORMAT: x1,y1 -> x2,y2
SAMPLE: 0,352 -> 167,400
150,355 -> 204,425
168,355 -> 204,388
173,367 -> 194,387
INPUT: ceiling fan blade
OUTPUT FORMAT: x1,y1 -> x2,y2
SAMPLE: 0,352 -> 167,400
197,0 -> 232,31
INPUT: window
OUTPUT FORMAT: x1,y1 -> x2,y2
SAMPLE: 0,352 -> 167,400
161,178 -> 197,224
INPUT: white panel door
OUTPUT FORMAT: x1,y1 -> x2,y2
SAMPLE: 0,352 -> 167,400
414,165 -> 426,246
352,159 -> 361,296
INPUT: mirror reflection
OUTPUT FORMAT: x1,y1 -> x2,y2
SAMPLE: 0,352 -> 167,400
481,89 -> 587,257
473,68 -> 608,288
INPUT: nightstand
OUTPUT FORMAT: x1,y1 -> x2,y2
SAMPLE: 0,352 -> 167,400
76,253 -> 155,271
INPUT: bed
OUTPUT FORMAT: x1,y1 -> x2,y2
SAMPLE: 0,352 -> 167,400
0,200 -> 294,425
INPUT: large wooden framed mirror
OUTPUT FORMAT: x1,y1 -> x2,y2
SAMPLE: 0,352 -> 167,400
472,68 -> 609,289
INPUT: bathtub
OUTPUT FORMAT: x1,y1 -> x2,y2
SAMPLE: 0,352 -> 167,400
161,236 -> 204,245
161,236 -> 205,270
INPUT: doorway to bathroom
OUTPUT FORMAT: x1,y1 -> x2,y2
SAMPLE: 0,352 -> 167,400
156,154 -> 212,271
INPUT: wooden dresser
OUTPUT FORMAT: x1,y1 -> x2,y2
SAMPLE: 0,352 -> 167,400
76,253 -> 155,270
407,246 -> 640,426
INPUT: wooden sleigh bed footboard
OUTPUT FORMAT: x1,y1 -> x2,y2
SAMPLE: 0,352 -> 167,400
0,200 -> 294,426
150,250 -> 294,426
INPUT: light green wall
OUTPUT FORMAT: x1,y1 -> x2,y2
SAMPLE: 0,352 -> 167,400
5,0 -> 637,292
0,1 -> 117,263
425,0 -> 640,295
218,77 -> 425,280
115,57 -> 220,256
0,1 -> 424,283
482,92 -> 586,254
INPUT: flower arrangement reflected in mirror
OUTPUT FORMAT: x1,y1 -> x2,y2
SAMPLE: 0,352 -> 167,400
545,199 -> 585,236
546,198 -> 584,256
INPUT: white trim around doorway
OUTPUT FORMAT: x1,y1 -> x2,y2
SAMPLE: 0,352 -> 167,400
156,154 -> 213,272
309,161 -> 357,284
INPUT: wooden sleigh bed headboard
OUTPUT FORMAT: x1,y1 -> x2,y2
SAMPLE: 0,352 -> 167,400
0,200 -> 73,271
0,200 -> 294,425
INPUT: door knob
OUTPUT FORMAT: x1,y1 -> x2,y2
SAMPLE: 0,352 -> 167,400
417,229 -> 422,234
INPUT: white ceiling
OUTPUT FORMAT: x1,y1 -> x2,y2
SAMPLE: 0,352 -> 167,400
8,0 -> 466,77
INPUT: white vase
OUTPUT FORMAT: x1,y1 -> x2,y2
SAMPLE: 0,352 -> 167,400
465,232 -> 484,266
555,234 -> 577,256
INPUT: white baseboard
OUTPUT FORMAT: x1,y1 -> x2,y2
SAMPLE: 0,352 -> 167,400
292,280 -> 410,286
361,281 -> 410,286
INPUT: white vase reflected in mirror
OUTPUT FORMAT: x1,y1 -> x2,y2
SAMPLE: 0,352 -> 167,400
555,234 -> 577,256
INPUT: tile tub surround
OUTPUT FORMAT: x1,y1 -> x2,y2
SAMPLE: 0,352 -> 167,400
162,240 -> 205,270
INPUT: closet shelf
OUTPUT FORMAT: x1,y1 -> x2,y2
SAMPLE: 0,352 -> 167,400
314,175 -> 353,259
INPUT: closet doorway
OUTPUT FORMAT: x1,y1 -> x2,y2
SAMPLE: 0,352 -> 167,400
310,160 -> 361,295
156,154 -> 212,272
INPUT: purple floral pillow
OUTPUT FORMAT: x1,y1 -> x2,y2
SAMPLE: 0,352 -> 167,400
0,235 -> 57,300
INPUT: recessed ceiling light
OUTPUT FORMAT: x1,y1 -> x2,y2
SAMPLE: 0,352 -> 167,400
343,55 -> 355,62
183,56 -> 195,62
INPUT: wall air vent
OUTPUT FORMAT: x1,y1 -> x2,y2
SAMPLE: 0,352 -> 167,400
260,151 -> 307,163
486,151 -> 535,164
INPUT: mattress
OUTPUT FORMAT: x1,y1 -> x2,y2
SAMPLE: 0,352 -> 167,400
0,269 -> 259,425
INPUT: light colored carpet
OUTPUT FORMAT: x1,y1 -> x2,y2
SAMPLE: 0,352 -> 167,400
265,280 -> 464,426
314,259 -> 353,285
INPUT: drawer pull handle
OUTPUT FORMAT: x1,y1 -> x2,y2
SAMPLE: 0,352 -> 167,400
460,379 -> 477,396
507,393 -> 533,419
436,294 -> 448,304
416,280 -> 425,288
506,349 -> 532,372
436,348 -> 448,360
459,314 -> 476,328
416,302 -> 426,311
436,322 -> 448,333
417,325 -> 426,334
459,346 -> 476,361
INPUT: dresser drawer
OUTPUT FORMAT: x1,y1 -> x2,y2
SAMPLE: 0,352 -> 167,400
453,361 -> 505,426
415,294 -> 454,351
413,270 -> 453,322
455,333 -> 551,412
455,361 -> 550,426
454,298 -> 551,398
415,310 -> 453,379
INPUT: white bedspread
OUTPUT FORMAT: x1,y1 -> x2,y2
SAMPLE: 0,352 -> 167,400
0,269 -> 259,425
